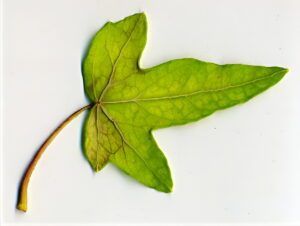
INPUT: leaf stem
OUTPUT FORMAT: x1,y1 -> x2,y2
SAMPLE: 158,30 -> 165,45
17,104 -> 93,212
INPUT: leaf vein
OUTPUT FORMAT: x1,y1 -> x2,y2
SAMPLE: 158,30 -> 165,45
99,15 -> 142,102
102,70 -> 284,104
101,105 -> 168,189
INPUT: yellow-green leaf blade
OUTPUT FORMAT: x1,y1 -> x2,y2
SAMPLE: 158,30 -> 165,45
81,13 -> 288,194
106,121 -> 173,192
82,13 -> 147,102
83,104 -> 173,192
103,59 -> 288,129
83,105 -> 123,171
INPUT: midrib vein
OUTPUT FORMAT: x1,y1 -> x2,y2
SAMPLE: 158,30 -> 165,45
101,106 -> 169,190
98,15 -> 142,102
95,105 -> 100,171
102,70 -> 285,104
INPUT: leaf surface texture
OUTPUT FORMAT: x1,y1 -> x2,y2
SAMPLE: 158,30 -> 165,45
82,13 -> 287,192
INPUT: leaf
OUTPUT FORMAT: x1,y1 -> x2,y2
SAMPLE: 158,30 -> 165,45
17,12 -> 288,213
82,13 -> 288,193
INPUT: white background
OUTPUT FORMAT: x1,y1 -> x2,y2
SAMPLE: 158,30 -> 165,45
2,0 -> 300,225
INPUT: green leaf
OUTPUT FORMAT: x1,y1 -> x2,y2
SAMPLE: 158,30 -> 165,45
82,13 -> 288,193
82,13 -> 147,102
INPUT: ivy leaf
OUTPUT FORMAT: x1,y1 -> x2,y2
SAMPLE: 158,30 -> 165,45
82,13 -> 288,192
